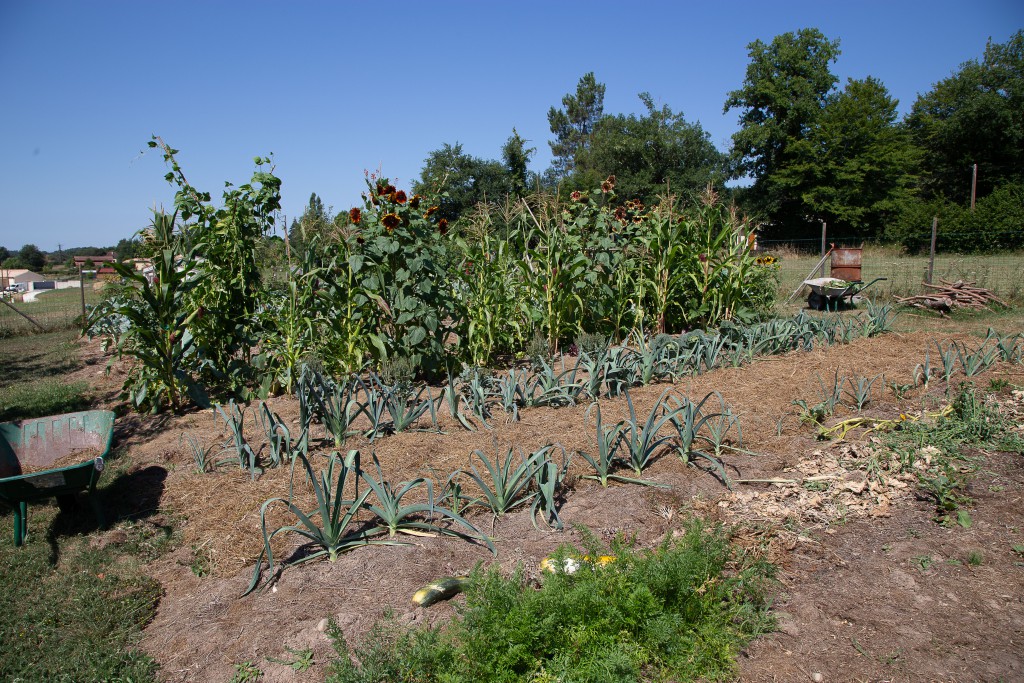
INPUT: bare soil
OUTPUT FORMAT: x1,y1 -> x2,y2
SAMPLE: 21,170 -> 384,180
69,327 -> 1024,682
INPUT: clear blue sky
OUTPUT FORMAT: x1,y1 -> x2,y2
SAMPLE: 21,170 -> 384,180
1,0 -> 1021,252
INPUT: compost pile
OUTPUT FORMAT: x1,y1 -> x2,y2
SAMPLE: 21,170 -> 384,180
894,279 -> 1008,314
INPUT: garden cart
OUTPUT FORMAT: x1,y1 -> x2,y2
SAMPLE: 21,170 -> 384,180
803,277 -> 888,311
0,410 -> 114,546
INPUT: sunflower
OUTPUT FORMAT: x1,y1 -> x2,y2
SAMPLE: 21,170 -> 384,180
392,190 -> 408,204
410,194 -> 423,209
349,207 -> 361,224
601,180 -> 613,193
438,218 -> 449,235
425,205 -> 439,218
570,190 -> 583,202
382,213 -> 400,231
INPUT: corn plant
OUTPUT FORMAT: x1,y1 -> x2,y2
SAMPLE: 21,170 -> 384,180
359,454 -> 493,550
90,210 -> 208,413
844,374 -> 882,411
215,401 -> 261,478
244,450 -> 401,596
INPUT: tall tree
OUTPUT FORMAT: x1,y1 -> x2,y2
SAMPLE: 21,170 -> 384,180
18,244 -> 46,271
501,128 -> 536,198
289,192 -> 333,253
414,142 -> 513,221
581,93 -> 726,203
547,72 -> 606,177
724,28 -> 841,236
906,30 -> 1024,203
792,77 -> 919,238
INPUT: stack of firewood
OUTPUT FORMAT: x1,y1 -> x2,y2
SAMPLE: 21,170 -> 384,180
894,279 -> 1008,314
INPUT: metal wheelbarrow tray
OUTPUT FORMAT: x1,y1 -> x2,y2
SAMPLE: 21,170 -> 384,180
0,410 -> 114,545
803,277 -> 887,311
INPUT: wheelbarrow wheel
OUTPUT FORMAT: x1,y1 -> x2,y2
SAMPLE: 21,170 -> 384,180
808,292 -> 826,311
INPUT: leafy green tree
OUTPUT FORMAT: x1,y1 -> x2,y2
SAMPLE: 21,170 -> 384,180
113,237 -> 138,261
547,72 -> 606,178
288,192 -> 334,255
724,28 -> 841,236
18,244 -> 46,271
580,93 -> 726,204
501,128 -> 536,198
792,77 -> 919,238
414,143 -> 512,222
0,247 -> 9,263
906,30 -> 1024,203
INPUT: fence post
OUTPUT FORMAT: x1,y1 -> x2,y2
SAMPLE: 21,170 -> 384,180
79,267 -> 87,324
818,221 -> 827,277
927,216 -> 938,285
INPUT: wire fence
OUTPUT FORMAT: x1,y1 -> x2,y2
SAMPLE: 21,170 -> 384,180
0,287 -> 105,338
760,242 -> 1024,302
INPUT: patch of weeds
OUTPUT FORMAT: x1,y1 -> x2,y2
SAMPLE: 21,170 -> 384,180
988,377 -> 1009,392
1011,544 -> 1024,556
946,558 -> 963,566
326,520 -> 775,683
882,383 -> 1022,524
230,661 -> 263,682
907,528 -> 921,539
269,647 -> 315,672
0,378 -> 91,421
911,555 -> 933,571
967,551 -> 984,566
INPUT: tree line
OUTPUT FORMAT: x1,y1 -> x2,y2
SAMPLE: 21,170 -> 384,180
291,27 -> 1022,250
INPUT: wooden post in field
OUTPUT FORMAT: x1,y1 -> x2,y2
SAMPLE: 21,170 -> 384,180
79,266 -> 87,324
927,216 -> 938,285
970,164 -> 977,211
818,221 -> 827,277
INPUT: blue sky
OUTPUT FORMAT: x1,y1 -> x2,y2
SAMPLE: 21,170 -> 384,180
1,1 -> 1021,252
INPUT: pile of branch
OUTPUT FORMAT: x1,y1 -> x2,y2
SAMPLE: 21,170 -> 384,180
895,279 -> 1008,314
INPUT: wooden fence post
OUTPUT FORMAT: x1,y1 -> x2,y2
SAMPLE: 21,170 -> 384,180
927,217 -> 938,285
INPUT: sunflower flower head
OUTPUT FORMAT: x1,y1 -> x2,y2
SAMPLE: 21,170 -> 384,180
382,213 -> 400,231
393,190 -> 408,204
349,207 -> 361,225
425,205 -> 439,219
410,194 -> 423,209
438,218 -> 449,235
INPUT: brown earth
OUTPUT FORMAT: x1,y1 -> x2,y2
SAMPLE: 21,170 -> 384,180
68,327 -> 1024,682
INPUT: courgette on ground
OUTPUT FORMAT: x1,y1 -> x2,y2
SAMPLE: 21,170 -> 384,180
411,576 -> 471,607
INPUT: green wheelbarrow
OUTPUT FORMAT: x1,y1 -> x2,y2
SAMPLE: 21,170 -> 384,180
0,410 -> 114,546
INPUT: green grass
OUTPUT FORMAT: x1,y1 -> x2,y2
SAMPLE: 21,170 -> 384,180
327,521 -> 774,683
0,329 -> 92,421
0,287 -> 106,337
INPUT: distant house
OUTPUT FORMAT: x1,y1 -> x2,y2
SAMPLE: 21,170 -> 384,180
0,268 -> 44,290
73,251 -> 117,267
